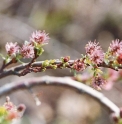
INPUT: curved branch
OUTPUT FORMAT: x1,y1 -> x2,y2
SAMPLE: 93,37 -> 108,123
0,76 -> 120,116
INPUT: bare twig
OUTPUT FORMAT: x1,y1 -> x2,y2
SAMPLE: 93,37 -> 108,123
0,58 -> 17,73
0,60 -> 74,78
20,49 -> 39,76
0,60 -> 6,72
0,76 -> 120,116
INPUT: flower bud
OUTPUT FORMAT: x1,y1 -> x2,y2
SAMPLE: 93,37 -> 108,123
110,113 -> 118,123
120,108 -> 122,118
63,56 -> 70,62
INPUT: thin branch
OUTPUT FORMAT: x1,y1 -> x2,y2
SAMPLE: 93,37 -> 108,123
0,60 -> 74,78
0,59 -> 121,79
0,76 -> 120,116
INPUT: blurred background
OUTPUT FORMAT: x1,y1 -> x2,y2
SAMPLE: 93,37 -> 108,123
0,0 -> 122,124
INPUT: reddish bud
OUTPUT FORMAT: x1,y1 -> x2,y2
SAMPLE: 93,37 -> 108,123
73,59 -> 85,71
17,104 -> 26,118
120,108 -> 122,118
110,113 -> 119,123
17,104 -> 26,112
63,56 -> 70,62
117,53 -> 122,64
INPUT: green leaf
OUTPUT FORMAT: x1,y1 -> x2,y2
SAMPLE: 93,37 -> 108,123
96,68 -> 103,74
36,48 -> 44,56
70,69 -> 77,76
15,54 -> 24,64
0,54 -> 5,60
5,56 -> 11,64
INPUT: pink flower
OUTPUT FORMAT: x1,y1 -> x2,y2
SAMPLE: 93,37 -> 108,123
90,50 -> 104,64
30,30 -> 49,45
17,104 -> 26,118
92,76 -> 106,90
5,42 -> 19,56
109,39 -> 122,55
21,43 -> 35,58
3,99 -> 16,112
85,41 -> 101,55
73,59 -> 86,71
3,97 -> 26,121
3,97 -> 18,121
85,41 -> 104,64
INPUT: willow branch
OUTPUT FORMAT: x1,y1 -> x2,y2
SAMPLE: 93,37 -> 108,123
0,76 -> 120,116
